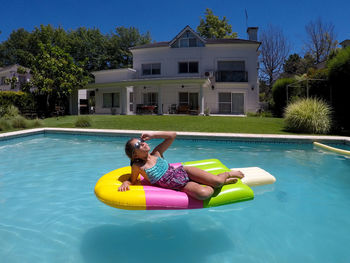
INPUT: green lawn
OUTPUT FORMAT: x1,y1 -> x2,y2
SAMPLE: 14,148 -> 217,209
42,115 -> 290,134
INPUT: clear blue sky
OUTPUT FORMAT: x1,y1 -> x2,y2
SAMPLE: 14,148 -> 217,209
1,0 -> 349,54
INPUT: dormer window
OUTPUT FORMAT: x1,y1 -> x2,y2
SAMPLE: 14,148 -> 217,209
170,28 -> 205,48
179,32 -> 198,47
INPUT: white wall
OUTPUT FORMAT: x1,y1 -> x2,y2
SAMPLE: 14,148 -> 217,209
93,69 -> 136,83
131,44 -> 260,113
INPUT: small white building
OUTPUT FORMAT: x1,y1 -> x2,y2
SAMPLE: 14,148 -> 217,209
87,26 -> 261,115
0,64 -> 31,92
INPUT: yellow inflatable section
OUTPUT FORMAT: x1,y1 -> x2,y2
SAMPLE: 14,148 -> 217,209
94,166 -> 147,210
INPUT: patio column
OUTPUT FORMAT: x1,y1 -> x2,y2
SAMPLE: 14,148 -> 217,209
199,84 -> 204,115
120,87 -> 127,115
157,86 -> 163,115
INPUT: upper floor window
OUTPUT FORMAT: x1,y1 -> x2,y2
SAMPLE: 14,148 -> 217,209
178,62 -> 198,74
216,61 -> 247,82
217,61 -> 245,71
142,63 -> 161,75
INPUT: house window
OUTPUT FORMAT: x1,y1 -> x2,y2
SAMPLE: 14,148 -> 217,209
178,31 -> 199,47
0,77 -> 6,85
142,63 -> 161,75
180,38 -> 197,47
143,92 -> 158,105
216,61 -> 247,82
178,62 -> 198,73
103,93 -> 120,108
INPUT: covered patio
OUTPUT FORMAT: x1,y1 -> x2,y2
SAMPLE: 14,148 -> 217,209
85,77 -> 211,115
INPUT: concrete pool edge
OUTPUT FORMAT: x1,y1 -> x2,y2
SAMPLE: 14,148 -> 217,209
1,127 -> 349,144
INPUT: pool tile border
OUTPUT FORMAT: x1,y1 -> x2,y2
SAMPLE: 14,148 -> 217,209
1,128 -> 349,145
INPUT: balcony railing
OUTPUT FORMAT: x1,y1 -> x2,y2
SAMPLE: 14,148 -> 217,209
215,71 -> 248,82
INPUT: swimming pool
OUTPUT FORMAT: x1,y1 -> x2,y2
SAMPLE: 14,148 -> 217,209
1,131 -> 350,263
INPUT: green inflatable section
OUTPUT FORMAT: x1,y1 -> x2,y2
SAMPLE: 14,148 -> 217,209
183,159 -> 254,208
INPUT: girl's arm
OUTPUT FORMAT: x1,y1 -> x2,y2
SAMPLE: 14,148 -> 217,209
142,131 -> 176,157
118,165 -> 140,191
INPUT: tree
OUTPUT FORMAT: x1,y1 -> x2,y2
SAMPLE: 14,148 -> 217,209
67,27 -> 109,71
107,26 -> 151,68
0,28 -> 34,67
282,53 -> 315,77
197,8 -> 237,39
259,25 -> 290,97
30,43 -> 90,114
305,18 -> 337,64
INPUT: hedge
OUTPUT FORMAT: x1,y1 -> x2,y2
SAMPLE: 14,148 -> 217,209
271,78 -> 297,117
328,46 -> 350,131
0,91 -> 36,112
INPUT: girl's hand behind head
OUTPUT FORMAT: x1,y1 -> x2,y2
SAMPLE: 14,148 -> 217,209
141,132 -> 153,141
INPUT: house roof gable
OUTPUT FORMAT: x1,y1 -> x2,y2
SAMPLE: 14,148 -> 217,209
168,25 -> 206,47
130,25 -> 260,50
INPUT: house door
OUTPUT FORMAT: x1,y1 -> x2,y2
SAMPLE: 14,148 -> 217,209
189,93 -> 198,110
129,92 -> 134,112
231,93 -> 244,114
218,92 -> 244,114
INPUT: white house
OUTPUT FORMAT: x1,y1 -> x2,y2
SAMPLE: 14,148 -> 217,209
87,26 -> 261,115
0,64 -> 31,92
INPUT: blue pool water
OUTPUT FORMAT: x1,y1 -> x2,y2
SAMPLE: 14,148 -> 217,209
0,133 -> 350,263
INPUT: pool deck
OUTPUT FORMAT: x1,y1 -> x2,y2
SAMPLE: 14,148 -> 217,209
1,128 -> 349,144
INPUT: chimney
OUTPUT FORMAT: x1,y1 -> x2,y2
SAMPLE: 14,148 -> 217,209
247,27 -> 258,41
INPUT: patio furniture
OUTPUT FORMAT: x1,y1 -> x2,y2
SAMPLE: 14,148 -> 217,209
136,104 -> 144,114
136,104 -> 157,114
177,105 -> 190,114
168,104 -> 177,114
54,105 -> 65,117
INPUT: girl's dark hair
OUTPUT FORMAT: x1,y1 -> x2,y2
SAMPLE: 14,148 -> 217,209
125,138 -> 144,166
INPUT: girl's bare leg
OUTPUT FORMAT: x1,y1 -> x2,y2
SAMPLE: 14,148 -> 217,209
183,166 -> 244,188
181,181 -> 214,200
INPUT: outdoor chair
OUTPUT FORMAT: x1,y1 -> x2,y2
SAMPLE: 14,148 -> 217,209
168,104 -> 177,114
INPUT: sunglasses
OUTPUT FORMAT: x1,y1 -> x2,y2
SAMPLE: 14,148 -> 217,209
133,138 -> 145,149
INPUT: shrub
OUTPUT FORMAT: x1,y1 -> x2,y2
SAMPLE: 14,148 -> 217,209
29,118 -> 43,128
74,116 -> 92,128
284,98 -> 332,134
4,105 -> 20,119
0,106 -> 7,118
0,104 -> 21,119
272,78 -> 298,117
11,116 -> 28,129
0,118 -> 12,131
